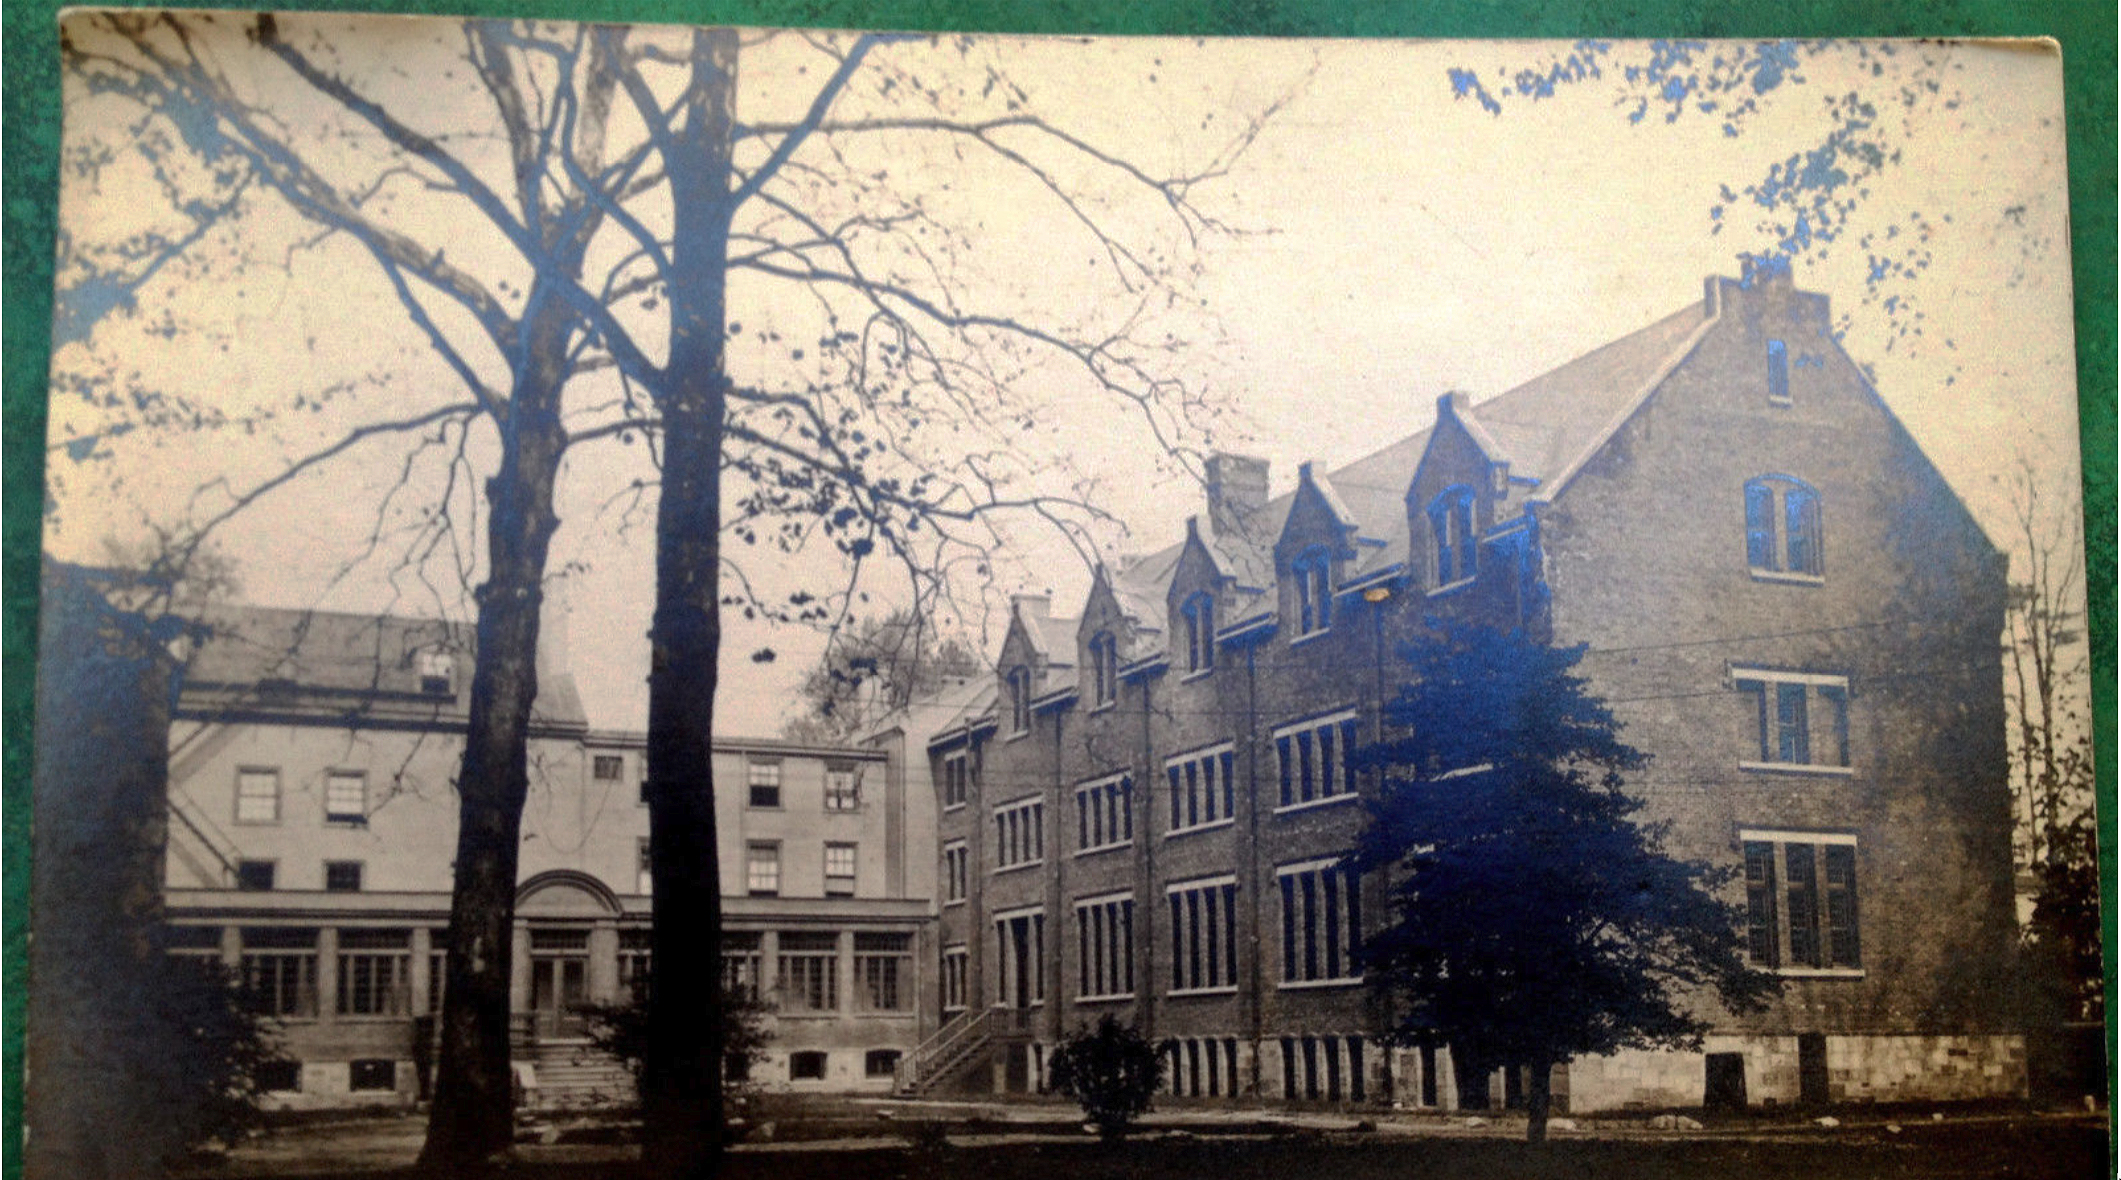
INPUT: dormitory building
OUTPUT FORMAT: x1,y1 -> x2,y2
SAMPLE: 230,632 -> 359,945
907,267 -> 2023,1112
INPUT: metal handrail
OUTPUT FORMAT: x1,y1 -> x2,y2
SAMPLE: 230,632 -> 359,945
895,1006 -> 994,1092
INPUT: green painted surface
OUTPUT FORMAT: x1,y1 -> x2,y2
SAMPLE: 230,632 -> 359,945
5,2 -> 2112,1173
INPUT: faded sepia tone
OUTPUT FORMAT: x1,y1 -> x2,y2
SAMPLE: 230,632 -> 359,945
33,15 -> 2097,1178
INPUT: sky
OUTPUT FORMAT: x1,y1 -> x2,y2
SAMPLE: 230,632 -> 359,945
46,25 -> 2087,740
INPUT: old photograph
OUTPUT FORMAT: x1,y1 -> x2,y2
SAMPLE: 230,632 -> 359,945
31,16 -> 2101,1178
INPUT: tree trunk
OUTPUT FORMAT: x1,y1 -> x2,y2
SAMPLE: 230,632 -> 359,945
1525,1060 -> 1553,1145
641,27 -> 739,1179
419,300 -> 574,1171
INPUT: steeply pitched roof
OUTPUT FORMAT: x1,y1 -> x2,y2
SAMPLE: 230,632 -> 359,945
1112,290 -> 1716,611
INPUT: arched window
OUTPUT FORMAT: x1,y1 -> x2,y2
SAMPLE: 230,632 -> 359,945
1181,592 -> 1216,674
1007,666 -> 1032,735
1292,546 -> 1333,636
1088,631 -> 1118,707
1427,486 -> 1477,587
1744,476 -> 1823,578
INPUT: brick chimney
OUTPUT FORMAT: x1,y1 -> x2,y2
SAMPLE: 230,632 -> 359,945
1205,453 -> 1270,542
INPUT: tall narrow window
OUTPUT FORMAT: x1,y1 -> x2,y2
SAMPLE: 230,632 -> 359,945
1427,486 -> 1476,587
1075,774 -> 1133,853
1274,711 -> 1362,810
1743,841 -> 1779,965
1089,632 -> 1119,707
824,842 -> 857,897
941,752 -> 969,809
1008,666 -> 1033,734
1292,546 -> 1333,636
778,932 -> 840,1011
1278,858 -> 1363,986
1166,876 -> 1238,993
855,933 -> 912,1010
1743,476 -> 1824,578
337,929 -> 412,1016
1075,892 -> 1135,999
1181,593 -> 1216,674
1166,746 -> 1235,834
1766,339 -> 1791,404
746,843 -> 781,896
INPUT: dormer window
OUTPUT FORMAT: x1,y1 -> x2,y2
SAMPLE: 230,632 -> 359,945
1428,486 -> 1477,588
1007,666 -> 1032,735
418,650 -> 454,696
1088,632 -> 1119,708
1292,546 -> 1333,636
1181,593 -> 1216,675
1745,476 -> 1823,580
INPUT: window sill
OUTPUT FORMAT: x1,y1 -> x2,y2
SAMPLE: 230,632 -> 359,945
1273,791 -> 1359,817
1088,701 -> 1118,715
944,803 -> 967,814
776,1010 -> 846,1019
1075,842 -> 1133,858
944,898 -> 965,908
993,861 -> 1045,875
1772,966 -> 1866,979
1289,628 -> 1333,648
1075,993 -> 1136,1004
1427,577 -> 1475,599
1180,667 -> 1216,684
1167,986 -> 1238,999
1166,818 -> 1235,840
1004,730 -> 1031,743
1737,761 -> 1854,777
1748,568 -> 1825,586
1278,976 -> 1364,991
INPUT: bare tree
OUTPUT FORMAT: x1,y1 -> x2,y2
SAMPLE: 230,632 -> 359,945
57,16 -> 1284,1171
2001,461 -> 2099,1023
782,608 -> 984,745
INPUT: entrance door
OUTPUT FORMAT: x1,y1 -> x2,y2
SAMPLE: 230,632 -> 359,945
531,955 -> 588,1037
1798,1033 -> 1829,1105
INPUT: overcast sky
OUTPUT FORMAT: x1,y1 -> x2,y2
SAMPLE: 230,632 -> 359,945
47,26 -> 2085,738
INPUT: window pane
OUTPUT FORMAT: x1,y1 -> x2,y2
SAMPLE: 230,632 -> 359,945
1776,683 -> 1810,764
1746,482 -> 1776,569
1743,842 -> 1779,965
1785,843 -> 1820,968
1786,486 -> 1821,574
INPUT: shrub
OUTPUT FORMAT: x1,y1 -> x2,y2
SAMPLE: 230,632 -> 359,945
1046,1016 -> 1166,1140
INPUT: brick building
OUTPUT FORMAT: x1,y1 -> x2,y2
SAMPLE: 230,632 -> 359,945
901,267 -> 2021,1112
159,605 -> 932,1106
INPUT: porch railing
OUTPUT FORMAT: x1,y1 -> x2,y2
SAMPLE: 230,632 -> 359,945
894,1006 -> 997,1093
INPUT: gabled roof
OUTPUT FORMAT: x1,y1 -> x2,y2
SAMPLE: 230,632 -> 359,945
1111,290 -> 1718,609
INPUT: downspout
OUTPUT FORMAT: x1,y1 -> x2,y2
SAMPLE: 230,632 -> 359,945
1243,642 -> 1265,1097
1137,673 -> 1157,1039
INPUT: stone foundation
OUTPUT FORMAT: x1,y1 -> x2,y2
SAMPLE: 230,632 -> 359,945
1563,1034 -> 2027,1112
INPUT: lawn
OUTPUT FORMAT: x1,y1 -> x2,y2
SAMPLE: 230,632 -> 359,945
198,1116 -> 2107,1180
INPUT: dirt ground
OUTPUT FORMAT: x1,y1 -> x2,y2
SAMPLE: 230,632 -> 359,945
178,1098 -> 2109,1180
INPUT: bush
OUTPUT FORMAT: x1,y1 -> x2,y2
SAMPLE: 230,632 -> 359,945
580,985 -> 772,1102
141,955 -> 289,1164
1046,1016 -> 1166,1140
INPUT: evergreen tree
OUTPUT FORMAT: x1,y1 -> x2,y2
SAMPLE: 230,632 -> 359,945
1355,621 -> 1779,1143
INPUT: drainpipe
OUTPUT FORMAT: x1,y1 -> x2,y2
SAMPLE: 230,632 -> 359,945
1243,643 -> 1264,1098
1138,673 -> 1157,1039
